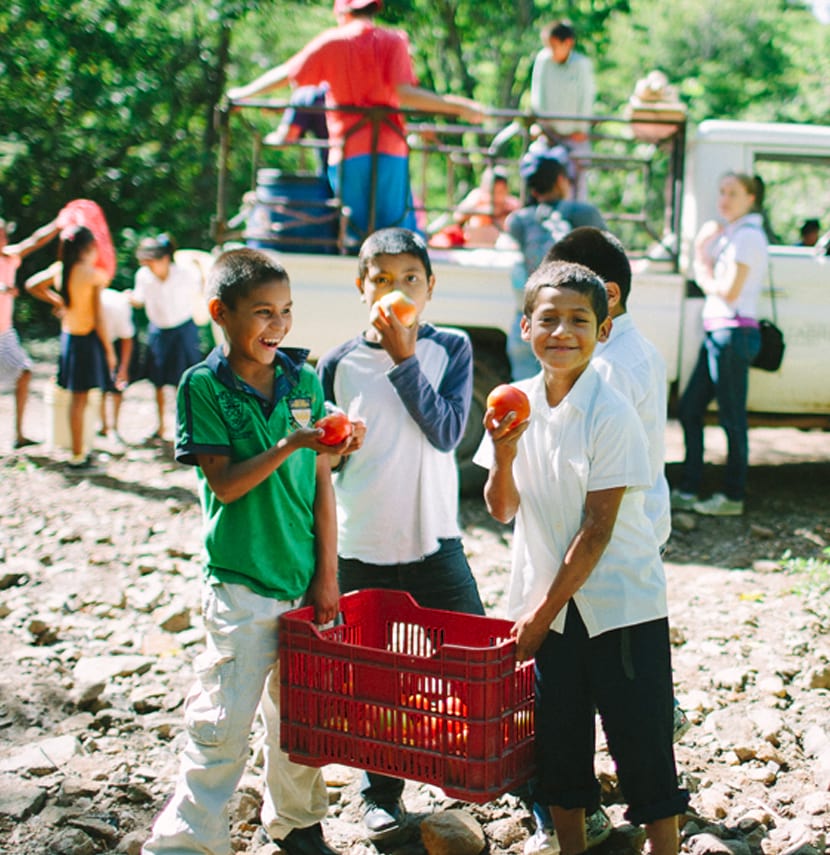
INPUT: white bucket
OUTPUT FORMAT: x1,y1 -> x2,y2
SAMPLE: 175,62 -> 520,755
44,380 -> 102,454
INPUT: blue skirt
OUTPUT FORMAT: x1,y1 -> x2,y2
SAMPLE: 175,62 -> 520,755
57,331 -> 109,392
146,319 -> 202,388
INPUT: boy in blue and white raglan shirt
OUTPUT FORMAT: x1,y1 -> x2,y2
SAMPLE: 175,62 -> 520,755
316,227 -> 484,844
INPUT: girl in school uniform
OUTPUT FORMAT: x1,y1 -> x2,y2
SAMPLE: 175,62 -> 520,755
26,226 -> 116,467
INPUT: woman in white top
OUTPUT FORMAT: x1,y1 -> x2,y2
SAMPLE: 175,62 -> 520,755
131,234 -> 202,440
674,173 -> 768,516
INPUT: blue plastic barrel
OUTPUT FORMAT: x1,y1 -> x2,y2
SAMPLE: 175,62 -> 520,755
245,169 -> 337,254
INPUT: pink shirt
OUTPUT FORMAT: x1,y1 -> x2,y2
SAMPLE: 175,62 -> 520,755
285,20 -> 417,164
0,254 -> 21,333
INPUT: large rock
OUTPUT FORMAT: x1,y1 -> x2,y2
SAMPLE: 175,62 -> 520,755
747,707 -> 785,744
0,774 -> 47,820
49,827 -> 97,855
808,664 -> 830,690
156,603 -> 191,634
421,809 -> 486,855
0,734 -> 80,775
688,833 -> 752,855
704,707 -> 756,747
73,654 -> 153,686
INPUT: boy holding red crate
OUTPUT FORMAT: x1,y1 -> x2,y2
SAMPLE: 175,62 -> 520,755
317,227 -> 485,843
475,261 -> 688,855
143,249 -> 354,855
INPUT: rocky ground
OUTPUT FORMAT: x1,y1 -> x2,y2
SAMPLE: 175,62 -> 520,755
0,344 -> 828,855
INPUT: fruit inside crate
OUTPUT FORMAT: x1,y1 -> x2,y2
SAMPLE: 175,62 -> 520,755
279,588 -> 536,803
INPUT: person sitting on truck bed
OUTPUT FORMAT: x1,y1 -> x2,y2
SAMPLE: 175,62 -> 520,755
227,0 -> 484,245
429,165 -> 521,248
456,166 -> 519,226
263,83 -> 331,177
500,147 -> 606,380
798,218 -> 820,248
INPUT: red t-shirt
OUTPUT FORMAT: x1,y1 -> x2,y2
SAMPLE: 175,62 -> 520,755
285,20 -> 417,164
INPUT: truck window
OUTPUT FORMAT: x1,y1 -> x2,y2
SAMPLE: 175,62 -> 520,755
754,154 -> 830,246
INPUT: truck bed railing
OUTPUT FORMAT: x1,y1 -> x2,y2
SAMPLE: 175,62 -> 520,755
215,100 -> 686,268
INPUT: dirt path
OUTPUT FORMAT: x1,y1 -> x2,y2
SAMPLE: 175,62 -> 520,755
0,348 -> 828,854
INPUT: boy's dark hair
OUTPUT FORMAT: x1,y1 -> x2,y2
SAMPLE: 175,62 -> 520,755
519,151 -> 569,198
136,233 -> 175,262
546,227 -> 632,307
207,248 -> 289,308
357,227 -> 432,280
523,260 -> 608,324
58,225 -> 97,309
543,20 -> 576,42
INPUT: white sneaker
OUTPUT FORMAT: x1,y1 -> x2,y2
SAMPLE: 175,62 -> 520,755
524,825 -> 560,855
670,489 -> 698,511
693,492 -> 744,516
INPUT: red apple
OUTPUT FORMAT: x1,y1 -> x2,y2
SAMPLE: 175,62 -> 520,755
371,290 -> 418,327
486,384 -> 531,429
315,410 -> 352,446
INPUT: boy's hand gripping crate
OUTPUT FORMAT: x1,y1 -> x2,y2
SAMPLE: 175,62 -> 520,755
279,589 -> 536,803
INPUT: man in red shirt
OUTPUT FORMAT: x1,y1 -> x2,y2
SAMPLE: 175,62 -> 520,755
228,0 -> 484,244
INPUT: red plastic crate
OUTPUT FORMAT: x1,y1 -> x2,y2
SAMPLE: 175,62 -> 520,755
279,589 -> 536,803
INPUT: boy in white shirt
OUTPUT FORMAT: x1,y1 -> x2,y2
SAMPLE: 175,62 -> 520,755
524,226 -> 672,854
547,227 -> 671,548
475,261 -> 688,855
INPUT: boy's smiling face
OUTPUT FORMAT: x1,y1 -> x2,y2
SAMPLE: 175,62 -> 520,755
356,252 -> 434,322
211,279 -> 293,376
521,285 -> 610,380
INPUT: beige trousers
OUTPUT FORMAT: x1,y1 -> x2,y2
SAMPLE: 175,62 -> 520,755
143,582 -> 328,854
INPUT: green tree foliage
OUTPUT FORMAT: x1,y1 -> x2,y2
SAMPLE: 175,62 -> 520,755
602,0 -> 830,124
0,0 -> 261,257
1,0 -> 827,282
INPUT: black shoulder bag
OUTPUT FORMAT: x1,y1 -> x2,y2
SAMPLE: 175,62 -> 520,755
752,262 -> 785,372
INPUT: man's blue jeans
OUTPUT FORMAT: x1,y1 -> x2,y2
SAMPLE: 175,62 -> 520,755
328,153 -> 417,244
678,326 -> 761,501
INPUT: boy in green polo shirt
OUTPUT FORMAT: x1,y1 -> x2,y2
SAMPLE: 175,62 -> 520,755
144,249 -> 354,855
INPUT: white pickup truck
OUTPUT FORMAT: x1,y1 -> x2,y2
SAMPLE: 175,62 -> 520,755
213,107 -> 830,491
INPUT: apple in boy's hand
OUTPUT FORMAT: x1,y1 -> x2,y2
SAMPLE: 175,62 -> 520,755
370,290 -> 418,327
486,384 -> 531,429
315,410 -> 353,446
